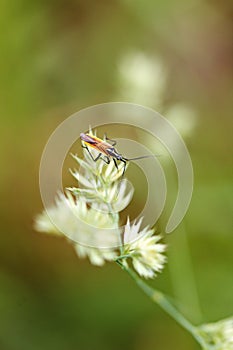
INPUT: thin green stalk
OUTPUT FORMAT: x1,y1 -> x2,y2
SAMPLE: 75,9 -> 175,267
114,254 -> 132,261
116,260 -> 210,350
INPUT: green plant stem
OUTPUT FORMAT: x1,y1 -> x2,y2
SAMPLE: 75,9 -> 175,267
116,260 -> 210,350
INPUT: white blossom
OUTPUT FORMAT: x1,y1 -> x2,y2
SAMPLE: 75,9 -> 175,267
34,192 -> 118,265
197,317 -> 233,350
122,217 -> 166,279
117,52 -> 167,107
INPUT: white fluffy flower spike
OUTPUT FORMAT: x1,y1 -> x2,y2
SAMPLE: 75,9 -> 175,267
122,217 -> 166,279
35,128 -> 166,277
67,128 -> 133,214
34,192 -> 118,265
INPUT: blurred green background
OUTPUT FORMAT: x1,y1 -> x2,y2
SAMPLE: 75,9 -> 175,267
0,1 -> 232,349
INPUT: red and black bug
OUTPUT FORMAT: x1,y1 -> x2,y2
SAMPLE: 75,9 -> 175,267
80,132 -> 156,177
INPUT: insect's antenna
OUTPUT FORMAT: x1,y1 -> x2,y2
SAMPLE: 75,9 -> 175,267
123,154 -> 161,161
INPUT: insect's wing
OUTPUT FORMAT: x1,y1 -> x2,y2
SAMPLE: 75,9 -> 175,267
81,133 -> 98,145
94,141 -> 110,155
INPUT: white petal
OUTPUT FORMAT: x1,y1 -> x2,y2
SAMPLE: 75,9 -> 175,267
133,259 -> 155,279
104,160 -> 115,178
113,187 -> 134,212
71,171 -> 94,188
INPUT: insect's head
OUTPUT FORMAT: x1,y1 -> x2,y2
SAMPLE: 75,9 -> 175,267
106,147 -> 125,161
116,154 -> 128,161
80,133 -> 97,145
116,154 -> 123,160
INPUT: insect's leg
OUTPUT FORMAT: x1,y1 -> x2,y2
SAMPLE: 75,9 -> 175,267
104,133 -> 117,146
113,158 -> 118,170
91,153 -> 102,162
121,159 -> 127,177
101,156 -> 110,164
82,144 -> 102,162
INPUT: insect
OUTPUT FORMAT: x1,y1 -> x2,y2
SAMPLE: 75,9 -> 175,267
80,132 -> 156,177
